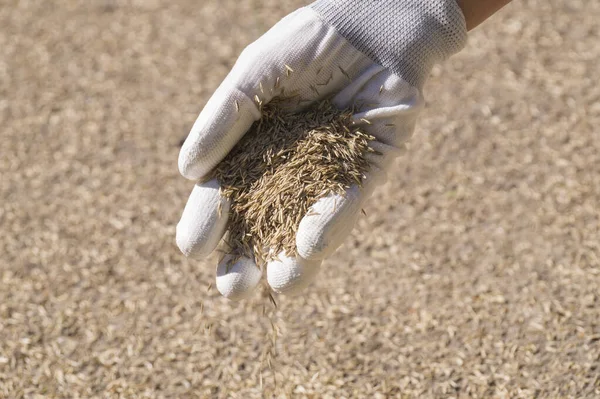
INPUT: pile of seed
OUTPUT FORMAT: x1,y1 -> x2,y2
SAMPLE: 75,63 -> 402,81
214,99 -> 375,265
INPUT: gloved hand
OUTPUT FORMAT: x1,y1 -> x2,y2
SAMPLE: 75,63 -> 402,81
177,0 -> 467,299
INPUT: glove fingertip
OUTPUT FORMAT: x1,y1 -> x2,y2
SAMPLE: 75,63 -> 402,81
296,188 -> 362,261
179,85 -> 261,181
216,255 -> 262,300
176,179 -> 230,259
266,253 -> 321,296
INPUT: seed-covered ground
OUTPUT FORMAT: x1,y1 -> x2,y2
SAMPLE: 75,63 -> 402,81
1,0 -> 599,398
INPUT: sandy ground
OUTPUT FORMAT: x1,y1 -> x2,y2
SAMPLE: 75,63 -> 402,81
1,0 -> 599,398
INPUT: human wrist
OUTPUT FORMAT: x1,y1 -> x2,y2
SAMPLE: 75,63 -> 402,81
457,0 -> 512,30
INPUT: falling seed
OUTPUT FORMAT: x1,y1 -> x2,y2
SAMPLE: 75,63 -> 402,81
268,292 -> 277,309
235,100 -> 240,113
361,208 -> 367,216
271,326 -> 278,346
207,283 -> 212,293
259,82 -> 264,94
379,85 -> 384,95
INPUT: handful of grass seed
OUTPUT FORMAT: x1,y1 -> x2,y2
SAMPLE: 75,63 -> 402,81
214,99 -> 374,266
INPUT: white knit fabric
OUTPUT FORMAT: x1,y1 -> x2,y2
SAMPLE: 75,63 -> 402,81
216,255 -> 262,300
177,4 -> 467,299
267,253 -> 322,295
176,179 -> 229,259
311,0 -> 467,88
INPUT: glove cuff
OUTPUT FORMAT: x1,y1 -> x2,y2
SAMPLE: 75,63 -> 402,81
310,0 -> 467,88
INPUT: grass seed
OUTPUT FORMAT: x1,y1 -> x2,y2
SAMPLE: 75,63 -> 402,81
214,99 -> 375,265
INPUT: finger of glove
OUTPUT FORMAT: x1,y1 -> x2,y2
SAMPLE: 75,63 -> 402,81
296,182 -> 364,261
297,72 -> 425,261
266,252 -> 322,296
334,70 -> 423,149
176,179 -> 229,259
216,254 -> 262,301
178,81 -> 262,181
178,10 -> 307,181
177,8 -> 323,180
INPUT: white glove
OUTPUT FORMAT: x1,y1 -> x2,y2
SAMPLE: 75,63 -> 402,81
177,0 -> 467,299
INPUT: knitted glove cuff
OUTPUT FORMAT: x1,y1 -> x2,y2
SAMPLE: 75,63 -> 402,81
310,0 -> 467,88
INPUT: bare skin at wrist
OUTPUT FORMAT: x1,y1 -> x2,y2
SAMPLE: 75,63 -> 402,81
457,0 -> 513,31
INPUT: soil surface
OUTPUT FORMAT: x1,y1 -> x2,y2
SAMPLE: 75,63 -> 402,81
1,0 -> 599,398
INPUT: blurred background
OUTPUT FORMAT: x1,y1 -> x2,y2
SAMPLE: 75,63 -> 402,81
1,0 -> 599,397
